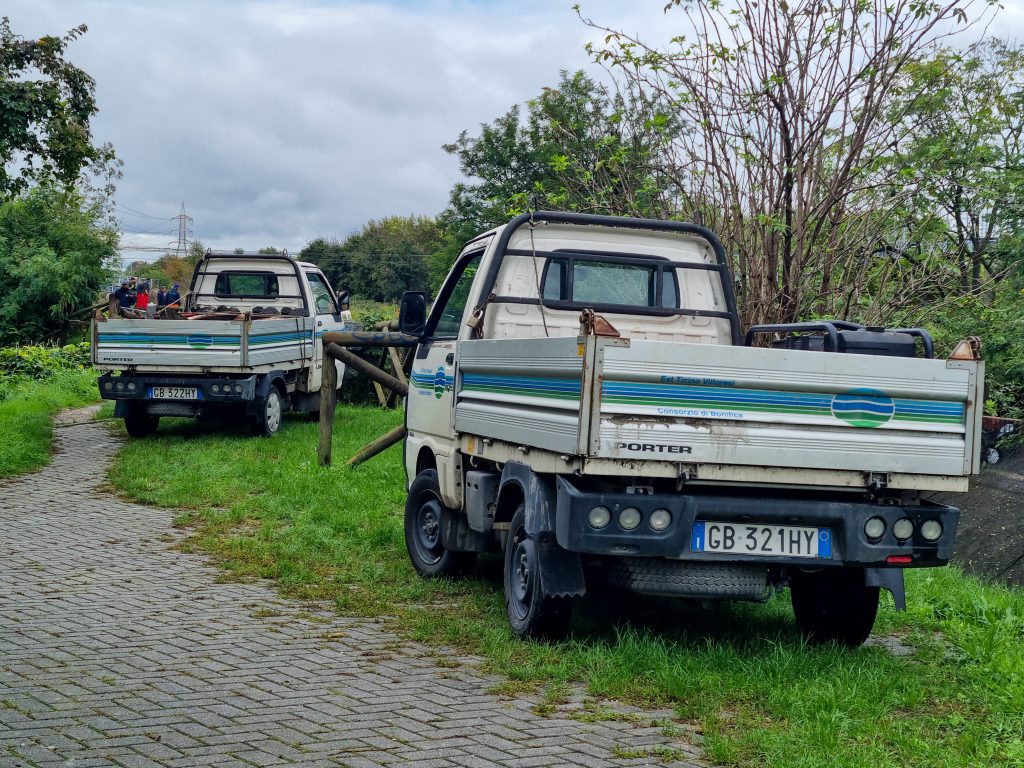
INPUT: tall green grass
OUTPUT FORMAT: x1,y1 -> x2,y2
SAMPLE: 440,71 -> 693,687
0,369 -> 99,478
108,409 -> 1024,767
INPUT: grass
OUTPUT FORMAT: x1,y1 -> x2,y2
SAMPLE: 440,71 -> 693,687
0,370 -> 99,479
107,407 -> 1024,768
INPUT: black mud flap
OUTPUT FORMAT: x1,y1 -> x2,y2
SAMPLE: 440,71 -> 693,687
865,567 -> 906,610
499,464 -> 586,598
439,507 -> 491,553
537,538 -> 586,599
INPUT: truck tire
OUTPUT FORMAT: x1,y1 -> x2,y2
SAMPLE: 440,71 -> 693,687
252,386 -> 285,436
404,470 -> 476,578
606,558 -> 768,599
790,568 -> 879,647
504,505 -> 573,640
124,405 -> 159,438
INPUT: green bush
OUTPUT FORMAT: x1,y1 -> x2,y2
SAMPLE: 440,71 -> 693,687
926,281 -> 1024,419
349,298 -> 397,330
0,342 -> 91,382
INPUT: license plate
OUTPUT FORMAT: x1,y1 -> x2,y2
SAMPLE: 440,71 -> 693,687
691,521 -> 831,559
148,386 -> 199,400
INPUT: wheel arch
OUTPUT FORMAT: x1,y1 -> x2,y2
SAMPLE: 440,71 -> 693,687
497,463 -> 585,599
416,447 -> 437,476
494,479 -> 525,526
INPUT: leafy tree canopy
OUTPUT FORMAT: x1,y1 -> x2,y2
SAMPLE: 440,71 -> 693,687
0,184 -> 117,343
440,70 -> 676,249
301,216 -> 441,302
0,17 -> 116,197
887,38 -> 1024,295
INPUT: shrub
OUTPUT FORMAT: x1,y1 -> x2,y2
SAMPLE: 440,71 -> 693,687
0,342 -> 91,381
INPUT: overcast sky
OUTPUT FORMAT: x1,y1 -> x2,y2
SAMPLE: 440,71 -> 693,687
5,0 -> 1024,264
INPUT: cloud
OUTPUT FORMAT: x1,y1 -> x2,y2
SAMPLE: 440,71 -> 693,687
8,0 -> 646,259
5,0 -> 1022,262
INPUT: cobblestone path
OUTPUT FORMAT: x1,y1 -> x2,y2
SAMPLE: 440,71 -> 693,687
1,412 -> 704,768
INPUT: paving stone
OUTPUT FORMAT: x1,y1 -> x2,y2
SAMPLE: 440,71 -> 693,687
0,410 -> 707,768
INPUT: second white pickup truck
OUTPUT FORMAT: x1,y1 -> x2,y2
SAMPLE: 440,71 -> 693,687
395,211 -> 984,646
93,251 -> 349,436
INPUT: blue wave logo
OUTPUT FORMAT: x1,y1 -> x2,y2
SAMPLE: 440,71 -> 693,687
831,389 -> 895,428
186,335 -> 213,349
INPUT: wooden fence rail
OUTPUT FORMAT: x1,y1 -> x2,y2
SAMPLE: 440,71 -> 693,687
318,335 -> 412,468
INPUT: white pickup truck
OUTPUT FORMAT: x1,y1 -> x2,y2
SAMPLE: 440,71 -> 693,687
93,251 -> 349,436
396,212 -> 984,646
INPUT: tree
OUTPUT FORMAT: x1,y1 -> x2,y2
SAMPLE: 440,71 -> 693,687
0,17 -> 116,197
887,39 -> 1024,297
301,216 -> 440,302
0,184 -> 117,343
582,0 -> 1000,326
441,70 -> 677,250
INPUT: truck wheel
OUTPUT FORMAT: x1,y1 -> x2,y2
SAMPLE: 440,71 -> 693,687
124,405 -> 159,438
504,505 -> 572,640
790,568 -> 879,647
253,386 -> 285,436
404,470 -> 476,578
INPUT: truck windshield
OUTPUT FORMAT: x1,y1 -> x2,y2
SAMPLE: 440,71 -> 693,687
214,272 -> 279,299
542,258 -> 678,308
305,272 -> 336,314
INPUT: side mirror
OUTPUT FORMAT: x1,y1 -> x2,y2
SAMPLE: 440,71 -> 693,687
336,289 -> 350,311
399,291 -> 428,337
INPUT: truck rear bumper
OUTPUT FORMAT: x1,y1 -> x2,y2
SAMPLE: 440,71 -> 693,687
554,476 -> 959,568
98,372 -> 258,403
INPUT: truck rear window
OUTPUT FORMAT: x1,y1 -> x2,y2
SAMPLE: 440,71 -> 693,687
542,257 -> 678,309
214,272 -> 279,299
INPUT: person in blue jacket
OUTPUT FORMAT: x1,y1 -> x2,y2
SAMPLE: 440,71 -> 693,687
114,281 -> 135,308
165,283 -> 181,306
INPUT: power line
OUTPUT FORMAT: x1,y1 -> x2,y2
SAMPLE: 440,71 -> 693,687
114,203 -> 174,221
120,224 -> 177,237
119,244 -> 181,252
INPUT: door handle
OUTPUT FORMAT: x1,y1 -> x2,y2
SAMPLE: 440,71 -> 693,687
445,353 -> 455,365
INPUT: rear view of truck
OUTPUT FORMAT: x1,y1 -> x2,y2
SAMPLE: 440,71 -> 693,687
398,212 -> 985,646
94,252 -> 348,436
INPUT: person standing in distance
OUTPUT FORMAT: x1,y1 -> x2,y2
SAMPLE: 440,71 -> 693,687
165,283 -> 181,307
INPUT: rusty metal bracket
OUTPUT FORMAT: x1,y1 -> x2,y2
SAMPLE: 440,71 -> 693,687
579,308 -> 621,338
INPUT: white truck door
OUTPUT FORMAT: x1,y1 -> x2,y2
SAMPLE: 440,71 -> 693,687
304,270 -> 346,392
407,250 -> 483,471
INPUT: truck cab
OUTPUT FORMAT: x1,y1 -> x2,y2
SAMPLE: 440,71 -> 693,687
397,212 -> 984,646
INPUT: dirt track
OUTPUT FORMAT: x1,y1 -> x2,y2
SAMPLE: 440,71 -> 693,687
934,441 -> 1024,586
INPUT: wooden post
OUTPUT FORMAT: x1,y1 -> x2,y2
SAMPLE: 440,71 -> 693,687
325,343 -> 409,396
387,347 -> 408,385
317,354 -> 338,466
347,424 -> 407,467
373,348 -> 389,406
